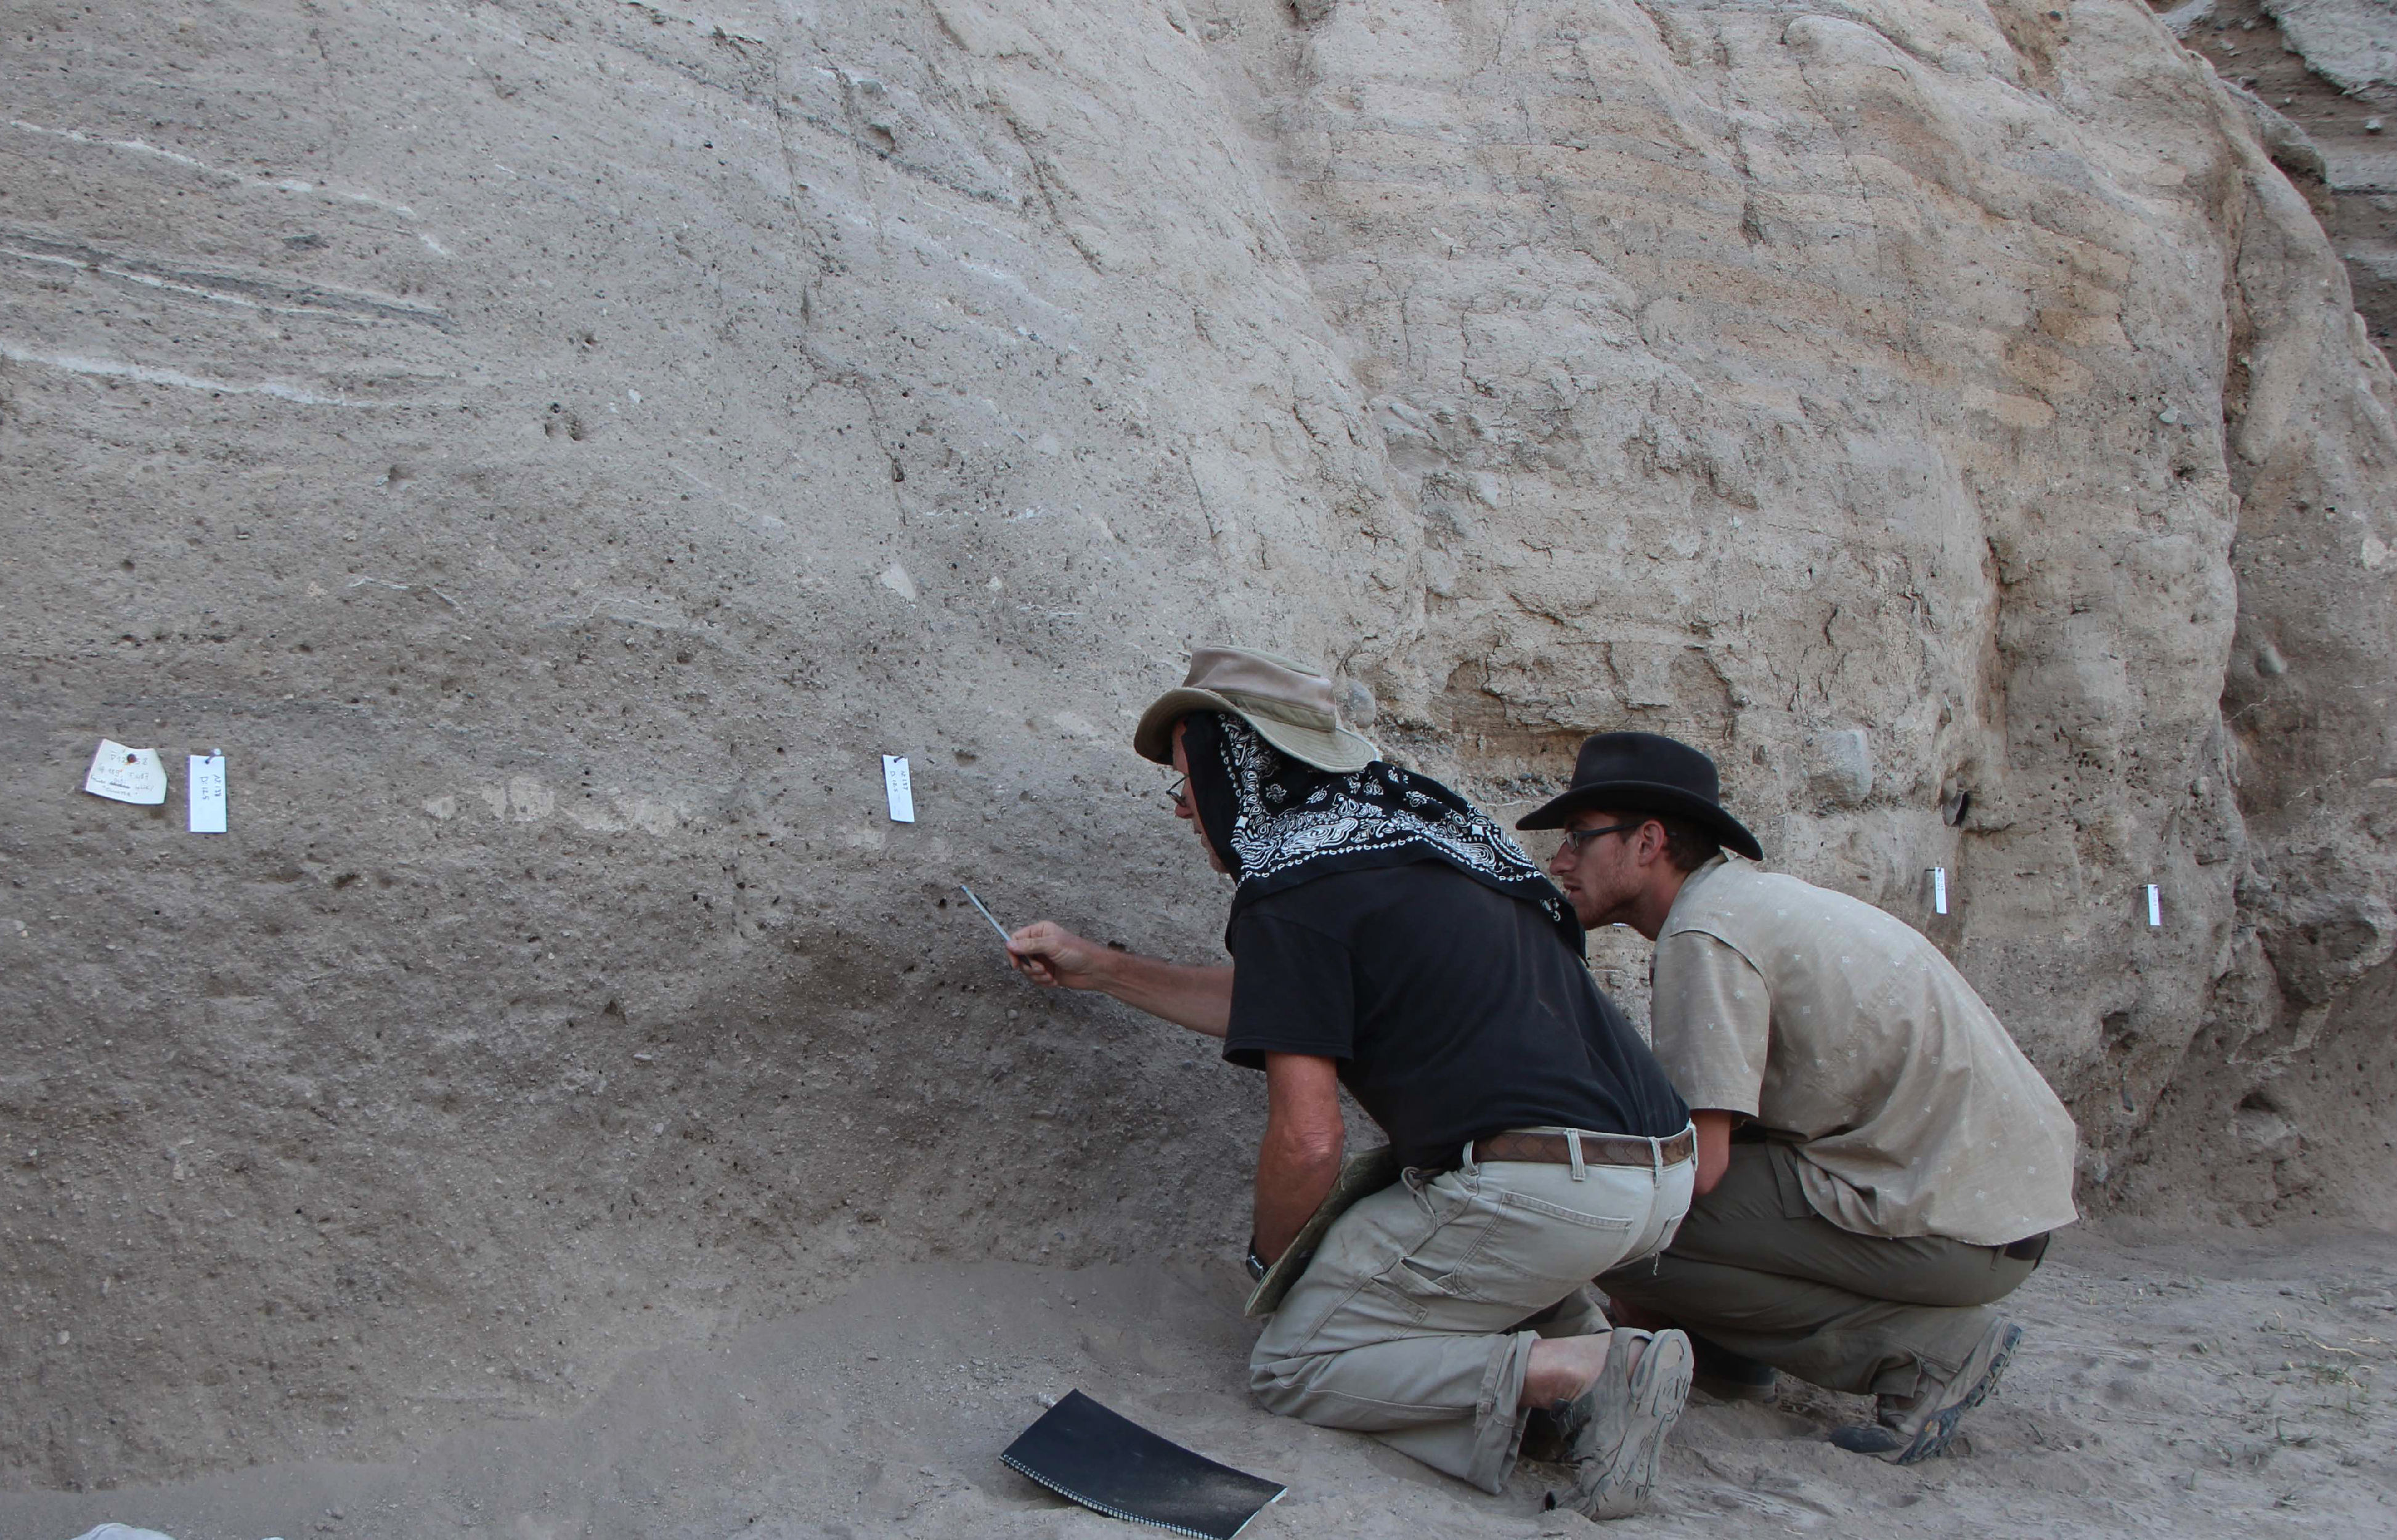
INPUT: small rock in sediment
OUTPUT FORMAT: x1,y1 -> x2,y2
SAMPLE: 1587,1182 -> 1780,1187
2368,118 -> 2386,134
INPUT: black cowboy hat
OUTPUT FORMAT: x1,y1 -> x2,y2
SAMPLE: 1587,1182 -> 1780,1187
1516,731 -> 1763,860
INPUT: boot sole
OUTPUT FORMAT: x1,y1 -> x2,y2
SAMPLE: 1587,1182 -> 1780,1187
1889,1321 -> 2021,1465
1557,1328 -> 1694,1519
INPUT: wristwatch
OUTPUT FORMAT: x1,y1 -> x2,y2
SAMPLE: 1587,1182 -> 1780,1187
1245,1240 -> 1269,1282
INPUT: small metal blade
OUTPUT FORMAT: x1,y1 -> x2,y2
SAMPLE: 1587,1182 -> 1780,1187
958,884 -> 1011,945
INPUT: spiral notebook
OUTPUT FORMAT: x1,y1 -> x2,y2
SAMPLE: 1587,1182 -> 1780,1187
1001,1390 -> 1285,1539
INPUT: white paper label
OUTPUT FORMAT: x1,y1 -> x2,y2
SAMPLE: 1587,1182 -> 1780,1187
2146,884 -> 2162,927
189,755 -> 227,833
882,755 -> 916,824
1932,867 -> 1948,915
84,740 -> 167,804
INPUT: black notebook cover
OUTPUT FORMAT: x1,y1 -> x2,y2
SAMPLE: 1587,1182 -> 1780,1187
1001,1390 -> 1287,1539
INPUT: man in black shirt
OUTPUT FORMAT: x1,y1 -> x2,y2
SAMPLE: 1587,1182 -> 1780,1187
1227,864 -> 1683,1170
1007,647 -> 1700,1517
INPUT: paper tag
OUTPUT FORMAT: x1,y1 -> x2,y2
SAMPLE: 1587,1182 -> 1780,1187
2146,885 -> 2162,928
84,740 -> 167,804
189,755 -> 227,833
1931,867 -> 1948,915
882,755 -> 916,824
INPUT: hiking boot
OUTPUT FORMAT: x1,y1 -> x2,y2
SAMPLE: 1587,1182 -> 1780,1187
1690,1333 -> 1776,1402
1545,1327 -> 1693,1520
1830,1319 -> 2022,1464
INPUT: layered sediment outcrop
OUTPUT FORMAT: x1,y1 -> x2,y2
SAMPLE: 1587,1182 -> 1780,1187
3,0 -> 2391,1488
2163,0 -> 2397,364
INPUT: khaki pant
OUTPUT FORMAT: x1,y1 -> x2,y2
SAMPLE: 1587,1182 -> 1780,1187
1599,1142 -> 2039,1403
1250,1130 -> 1696,1493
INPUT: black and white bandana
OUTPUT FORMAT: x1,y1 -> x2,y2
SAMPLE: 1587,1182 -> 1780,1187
1180,712 -> 1585,954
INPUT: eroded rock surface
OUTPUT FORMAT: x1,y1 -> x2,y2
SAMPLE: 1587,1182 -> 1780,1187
2,0 -> 2391,1488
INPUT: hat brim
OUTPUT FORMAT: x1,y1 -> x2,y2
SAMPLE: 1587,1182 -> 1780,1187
1516,779 -> 1763,861
1133,687 -> 1378,773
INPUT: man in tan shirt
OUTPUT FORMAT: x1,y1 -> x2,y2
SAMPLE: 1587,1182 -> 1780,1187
1518,732 -> 2079,1464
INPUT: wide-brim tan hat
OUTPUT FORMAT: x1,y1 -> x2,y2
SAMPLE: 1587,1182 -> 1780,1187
1133,646 -> 1378,773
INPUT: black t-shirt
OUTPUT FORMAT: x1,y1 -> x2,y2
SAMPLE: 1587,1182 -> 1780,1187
1222,861 -> 1691,1168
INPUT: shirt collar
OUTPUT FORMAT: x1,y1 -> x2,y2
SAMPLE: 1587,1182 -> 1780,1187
1661,853 -> 1733,933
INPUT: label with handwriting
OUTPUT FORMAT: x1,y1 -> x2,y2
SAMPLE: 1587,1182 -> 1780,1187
84,740 -> 166,805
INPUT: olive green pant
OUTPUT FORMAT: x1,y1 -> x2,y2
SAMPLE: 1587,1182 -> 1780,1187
1598,1142 -> 2038,1403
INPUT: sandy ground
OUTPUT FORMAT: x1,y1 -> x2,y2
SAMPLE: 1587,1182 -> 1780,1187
6,1226 -> 2391,1540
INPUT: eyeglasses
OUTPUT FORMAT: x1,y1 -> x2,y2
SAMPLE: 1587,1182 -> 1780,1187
1163,774 -> 1189,814
1557,822 -> 1644,854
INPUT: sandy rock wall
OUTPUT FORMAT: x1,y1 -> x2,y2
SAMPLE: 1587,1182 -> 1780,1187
1,0 -> 2390,1487
1195,0 -> 2397,1220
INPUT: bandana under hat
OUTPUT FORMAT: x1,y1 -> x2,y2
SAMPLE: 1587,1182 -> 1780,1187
1179,713 -> 1584,954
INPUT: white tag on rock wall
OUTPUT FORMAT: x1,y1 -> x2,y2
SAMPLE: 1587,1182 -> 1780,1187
2146,884 -> 2162,927
189,754 -> 227,833
882,755 -> 916,824
84,740 -> 167,804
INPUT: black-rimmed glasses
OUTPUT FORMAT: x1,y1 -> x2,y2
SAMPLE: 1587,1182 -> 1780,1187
1163,774 -> 1189,814
1558,822 -> 1643,854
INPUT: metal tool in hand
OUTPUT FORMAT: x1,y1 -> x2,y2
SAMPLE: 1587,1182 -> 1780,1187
958,885 -> 1012,946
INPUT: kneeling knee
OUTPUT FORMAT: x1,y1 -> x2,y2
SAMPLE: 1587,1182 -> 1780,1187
1248,1356 -> 1314,1417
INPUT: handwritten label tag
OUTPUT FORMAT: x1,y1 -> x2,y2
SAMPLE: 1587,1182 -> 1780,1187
882,755 -> 916,824
2146,885 -> 2162,928
1931,867 -> 1948,915
84,740 -> 167,804
189,755 -> 227,833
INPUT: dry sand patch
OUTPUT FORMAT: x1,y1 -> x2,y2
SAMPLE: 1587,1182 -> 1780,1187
5,1228 -> 2390,1540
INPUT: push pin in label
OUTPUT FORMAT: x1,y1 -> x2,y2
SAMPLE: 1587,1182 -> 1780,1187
882,755 -> 916,824
83,740 -> 166,805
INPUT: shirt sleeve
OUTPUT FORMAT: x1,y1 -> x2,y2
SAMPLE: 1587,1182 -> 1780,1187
1649,930 -> 1770,1117
1222,909 -> 1356,1071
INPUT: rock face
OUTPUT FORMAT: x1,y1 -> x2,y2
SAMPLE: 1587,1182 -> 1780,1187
2,0 -> 2392,1488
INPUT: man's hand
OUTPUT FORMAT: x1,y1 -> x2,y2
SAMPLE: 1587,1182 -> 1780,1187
1003,920 -> 1235,1037
1252,1052 -> 1345,1261
1006,921 -> 1115,991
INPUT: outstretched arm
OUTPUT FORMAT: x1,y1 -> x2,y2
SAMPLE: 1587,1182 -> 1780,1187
1006,920 -> 1234,1038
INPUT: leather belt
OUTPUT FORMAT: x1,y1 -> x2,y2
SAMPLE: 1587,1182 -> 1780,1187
1466,1127 -> 1696,1169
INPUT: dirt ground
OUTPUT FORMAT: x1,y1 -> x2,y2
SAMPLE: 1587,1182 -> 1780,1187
6,1225 -> 2390,1540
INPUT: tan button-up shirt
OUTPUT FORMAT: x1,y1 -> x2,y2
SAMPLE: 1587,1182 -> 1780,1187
1650,857 -> 2078,1246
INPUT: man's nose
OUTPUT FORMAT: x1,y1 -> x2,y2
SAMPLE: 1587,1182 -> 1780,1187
1545,843 -> 1571,876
